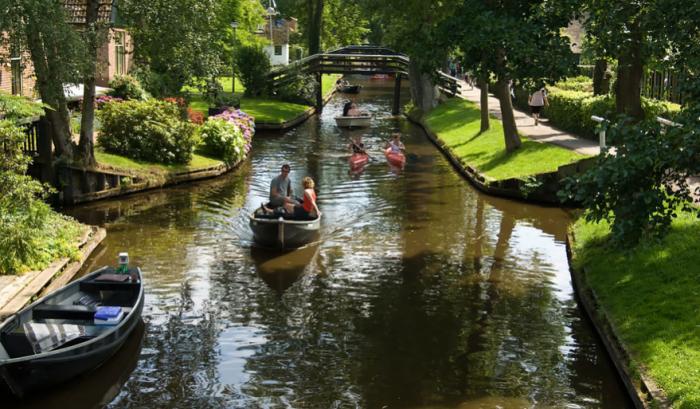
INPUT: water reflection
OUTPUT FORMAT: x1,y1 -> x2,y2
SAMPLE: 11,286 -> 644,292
49,78 -> 633,408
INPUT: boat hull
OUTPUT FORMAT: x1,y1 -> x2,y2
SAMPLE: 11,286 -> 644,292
384,149 -> 406,167
338,85 -> 360,94
249,214 -> 321,249
349,153 -> 369,169
0,268 -> 144,398
335,115 -> 371,128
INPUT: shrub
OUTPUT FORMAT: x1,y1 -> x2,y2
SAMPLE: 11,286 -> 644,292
275,72 -> 317,105
98,99 -> 198,164
187,107 -> 205,124
555,76 -> 593,93
199,109 -> 254,165
0,120 -> 82,274
0,92 -> 45,121
108,75 -> 147,100
95,95 -> 123,108
236,45 -> 271,97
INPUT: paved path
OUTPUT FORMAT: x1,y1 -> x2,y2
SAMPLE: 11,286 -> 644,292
454,80 -> 601,156
453,80 -> 700,201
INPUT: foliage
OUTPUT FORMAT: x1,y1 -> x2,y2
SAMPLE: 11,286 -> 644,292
276,72 -> 317,105
187,107 -> 205,124
560,112 -> 700,246
108,75 -> 147,100
236,45 -> 271,97
424,98 -> 585,181
0,92 -> 46,121
571,212 -> 700,408
120,0 -> 265,97
0,120 -> 81,274
199,111 -> 252,165
98,99 -> 198,164
554,76 -> 593,93
95,95 -> 123,108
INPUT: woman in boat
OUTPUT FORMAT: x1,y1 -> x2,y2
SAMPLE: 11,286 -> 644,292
348,135 -> 366,154
347,103 -> 363,116
285,177 -> 320,219
385,132 -> 405,153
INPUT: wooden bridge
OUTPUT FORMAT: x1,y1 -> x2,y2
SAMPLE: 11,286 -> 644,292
268,45 -> 461,114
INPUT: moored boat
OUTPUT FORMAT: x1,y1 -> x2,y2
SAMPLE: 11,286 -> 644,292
338,85 -> 361,94
249,210 -> 321,249
0,265 -> 144,398
384,148 -> 406,167
335,114 -> 371,128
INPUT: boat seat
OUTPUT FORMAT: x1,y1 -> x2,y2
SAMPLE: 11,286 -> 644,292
79,280 -> 139,293
33,304 -> 97,321
1,323 -> 92,357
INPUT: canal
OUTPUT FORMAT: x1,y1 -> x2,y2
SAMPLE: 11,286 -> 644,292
19,80 -> 631,408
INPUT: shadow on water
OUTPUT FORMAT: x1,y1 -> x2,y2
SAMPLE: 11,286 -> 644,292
3,320 -> 145,409
250,243 -> 321,295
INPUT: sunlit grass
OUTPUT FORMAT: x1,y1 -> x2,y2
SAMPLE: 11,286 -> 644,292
424,98 -> 586,181
96,149 -> 222,175
185,74 -> 341,124
572,213 -> 700,408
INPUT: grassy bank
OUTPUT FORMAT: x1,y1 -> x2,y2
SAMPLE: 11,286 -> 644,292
187,74 -> 340,124
572,213 -> 700,408
96,149 -> 223,176
423,98 -> 586,181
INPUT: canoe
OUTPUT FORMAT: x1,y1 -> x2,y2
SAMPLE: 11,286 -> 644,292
370,74 -> 390,80
0,266 -> 144,398
338,85 -> 361,94
384,148 -> 406,167
249,210 -> 321,249
335,115 -> 371,128
349,153 -> 369,169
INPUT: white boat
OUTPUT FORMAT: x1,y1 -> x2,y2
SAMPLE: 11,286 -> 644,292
335,114 -> 371,128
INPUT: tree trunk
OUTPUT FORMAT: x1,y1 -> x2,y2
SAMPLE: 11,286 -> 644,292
308,0 -> 323,54
478,77 -> 490,132
25,19 -> 74,160
408,59 -> 437,112
614,27 -> 644,119
78,0 -> 101,167
495,79 -> 521,152
592,59 -> 609,95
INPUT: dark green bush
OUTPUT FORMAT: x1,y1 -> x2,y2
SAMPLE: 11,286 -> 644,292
275,72 -> 317,105
108,75 -> 147,100
236,45 -> 271,97
0,92 -> 45,121
555,76 -> 593,93
0,120 -> 81,274
98,100 -> 198,164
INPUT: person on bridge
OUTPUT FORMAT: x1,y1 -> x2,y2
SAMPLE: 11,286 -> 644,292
385,133 -> 405,153
285,177 -> 320,220
268,164 -> 298,210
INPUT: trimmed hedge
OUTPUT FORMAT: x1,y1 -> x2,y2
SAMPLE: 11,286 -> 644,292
98,100 -> 198,164
512,81 -> 682,140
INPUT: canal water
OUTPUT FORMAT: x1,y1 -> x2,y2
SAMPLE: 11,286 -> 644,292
18,80 -> 631,408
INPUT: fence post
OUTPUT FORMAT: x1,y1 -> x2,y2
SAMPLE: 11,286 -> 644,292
316,71 -> 323,112
591,115 -> 607,150
36,117 -> 55,185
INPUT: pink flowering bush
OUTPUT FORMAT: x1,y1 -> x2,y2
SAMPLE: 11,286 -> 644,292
95,95 -> 123,108
199,108 -> 255,165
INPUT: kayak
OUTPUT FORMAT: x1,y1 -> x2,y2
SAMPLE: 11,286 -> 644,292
349,153 -> 369,169
384,148 -> 406,167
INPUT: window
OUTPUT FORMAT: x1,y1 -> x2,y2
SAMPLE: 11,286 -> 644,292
274,45 -> 282,56
114,31 -> 126,75
10,42 -> 22,95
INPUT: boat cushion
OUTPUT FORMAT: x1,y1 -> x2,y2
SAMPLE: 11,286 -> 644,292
23,322 -> 86,354
32,304 -> 97,321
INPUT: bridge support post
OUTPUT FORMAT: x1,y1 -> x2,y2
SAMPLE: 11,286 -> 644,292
316,72 -> 323,112
392,75 -> 402,115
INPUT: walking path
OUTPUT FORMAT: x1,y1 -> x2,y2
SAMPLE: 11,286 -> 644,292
454,80 -> 601,156
454,80 -> 700,200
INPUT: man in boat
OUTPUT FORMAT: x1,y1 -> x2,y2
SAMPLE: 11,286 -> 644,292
268,164 -> 298,211
385,132 -> 405,153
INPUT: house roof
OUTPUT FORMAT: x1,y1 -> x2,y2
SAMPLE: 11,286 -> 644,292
62,0 -> 115,25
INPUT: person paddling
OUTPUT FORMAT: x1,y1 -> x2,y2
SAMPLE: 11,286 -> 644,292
385,133 -> 405,153
348,135 -> 367,155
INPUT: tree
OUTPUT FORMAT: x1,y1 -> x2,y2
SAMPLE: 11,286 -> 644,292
451,0 -> 577,152
0,0 -> 87,161
583,0 -> 700,119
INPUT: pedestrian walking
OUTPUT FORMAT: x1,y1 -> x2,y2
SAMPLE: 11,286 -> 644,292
528,87 -> 548,126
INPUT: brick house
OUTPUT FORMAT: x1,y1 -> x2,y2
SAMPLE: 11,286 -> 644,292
0,0 -> 133,98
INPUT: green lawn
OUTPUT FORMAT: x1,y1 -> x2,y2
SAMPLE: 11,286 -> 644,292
572,213 -> 700,408
423,98 -> 587,181
186,74 -> 341,124
96,149 -> 223,176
